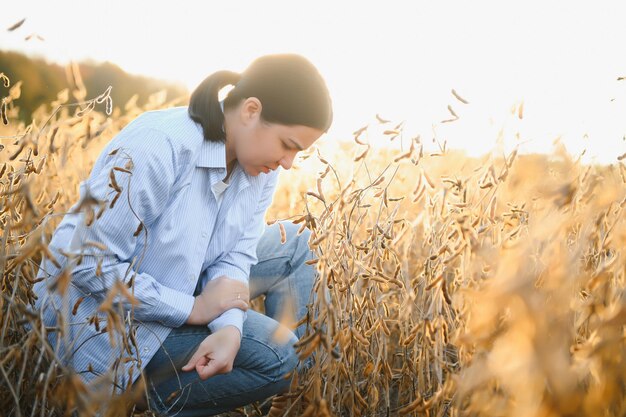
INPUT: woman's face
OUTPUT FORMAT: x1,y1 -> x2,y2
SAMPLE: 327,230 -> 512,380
224,97 -> 324,176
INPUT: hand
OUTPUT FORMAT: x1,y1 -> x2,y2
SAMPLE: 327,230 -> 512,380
181,326 -> 241,380
186,276 -> 250,325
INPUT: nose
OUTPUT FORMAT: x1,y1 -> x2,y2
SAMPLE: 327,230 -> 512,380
278,152 -> 297,170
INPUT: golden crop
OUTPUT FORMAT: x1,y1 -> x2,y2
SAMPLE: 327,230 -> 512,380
1,68 -> 625,417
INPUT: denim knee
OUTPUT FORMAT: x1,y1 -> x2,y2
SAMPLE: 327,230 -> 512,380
282,222 -> 313,257
280,332 -> 300,378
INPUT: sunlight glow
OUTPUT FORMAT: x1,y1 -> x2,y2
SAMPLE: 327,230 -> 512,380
2,0 -> 626,163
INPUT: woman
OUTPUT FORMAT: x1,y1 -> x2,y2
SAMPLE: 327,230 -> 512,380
33,53 -> 333,416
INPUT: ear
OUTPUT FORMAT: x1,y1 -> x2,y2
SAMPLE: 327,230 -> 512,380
241,97 -> 262,124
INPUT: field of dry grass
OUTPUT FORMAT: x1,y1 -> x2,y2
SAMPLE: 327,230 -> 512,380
1,67 -> 625,417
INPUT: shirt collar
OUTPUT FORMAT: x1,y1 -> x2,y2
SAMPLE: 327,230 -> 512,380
196,139 -> 227,168
192,100 -> 256,194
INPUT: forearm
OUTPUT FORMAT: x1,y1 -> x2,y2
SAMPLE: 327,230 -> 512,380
72,255 -> 194,327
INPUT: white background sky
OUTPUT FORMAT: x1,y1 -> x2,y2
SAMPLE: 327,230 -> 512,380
2,0 -> 626,163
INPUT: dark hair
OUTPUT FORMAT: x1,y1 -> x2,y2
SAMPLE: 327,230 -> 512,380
188,54 -> 333,142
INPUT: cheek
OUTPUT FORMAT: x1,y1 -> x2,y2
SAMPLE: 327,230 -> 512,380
252,137 -> 279,161
237,128 -> 281,165
238,133 -> 258,158
236,136 -> 263,165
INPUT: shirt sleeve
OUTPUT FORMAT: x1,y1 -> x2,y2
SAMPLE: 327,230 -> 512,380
205,169 -> 280,337
62,127 -> 194,328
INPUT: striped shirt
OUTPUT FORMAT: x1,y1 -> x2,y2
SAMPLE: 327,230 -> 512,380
32,106 -> 280,391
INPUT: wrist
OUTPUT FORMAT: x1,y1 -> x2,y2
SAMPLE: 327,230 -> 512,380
187,296 -> 203,325
218,325 -> 242,343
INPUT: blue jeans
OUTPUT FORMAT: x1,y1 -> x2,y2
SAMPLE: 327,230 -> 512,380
137,222 -> 315,416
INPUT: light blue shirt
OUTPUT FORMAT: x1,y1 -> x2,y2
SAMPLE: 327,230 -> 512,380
32,106 -> 280,390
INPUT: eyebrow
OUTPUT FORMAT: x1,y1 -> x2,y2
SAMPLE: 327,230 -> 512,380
286,137 -> 304,151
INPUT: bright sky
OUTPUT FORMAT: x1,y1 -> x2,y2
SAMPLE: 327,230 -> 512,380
2,0 -> 626,163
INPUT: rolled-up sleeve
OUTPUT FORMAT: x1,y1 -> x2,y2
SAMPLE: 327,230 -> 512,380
205,170 -> 280,336
64,127 -> 194,328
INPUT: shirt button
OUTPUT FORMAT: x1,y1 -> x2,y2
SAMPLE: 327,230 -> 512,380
143,347 -> 149,353
202,231 -> 208,238
188,274 -> 194,282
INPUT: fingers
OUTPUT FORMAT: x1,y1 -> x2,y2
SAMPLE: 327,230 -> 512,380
181,332 -> 239,380
196,357 -> 223,380
219,299 -> 249,313
183,351 -> 230,381
182,347 -> 206,372
218,276 -> 250,293
234,280 -> 249,292
231,282 -> 250,301
229,299 -> 249,312
205,276 -> 250,301
230,294 -> 250,305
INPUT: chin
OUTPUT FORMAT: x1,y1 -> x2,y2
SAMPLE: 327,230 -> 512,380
243,165 -> 262,176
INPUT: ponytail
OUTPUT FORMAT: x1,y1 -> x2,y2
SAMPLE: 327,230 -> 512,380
188,70 -> 241,142
189,54 -> 333,143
